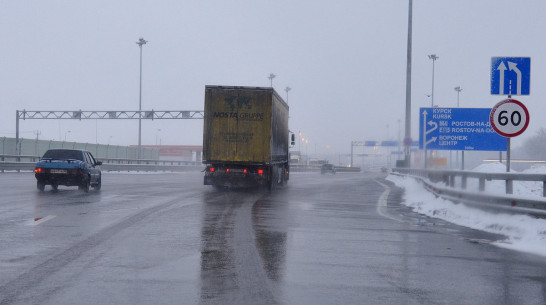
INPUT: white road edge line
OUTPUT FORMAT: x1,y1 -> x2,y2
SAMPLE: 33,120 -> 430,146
26,215 -> 56,226
375,179 -> 404,223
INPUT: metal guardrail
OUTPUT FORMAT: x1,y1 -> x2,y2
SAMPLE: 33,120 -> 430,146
393,168 -> 546,197
0,154 -> 41,162
0,161 -> 36,171
0,154 -> 201,165
1,158 -> 361,173
392,167 -> 546,217
0,155 -> 204,173
290,164 -> 361,172
3,154 -> 366,173
101,163 -> 203,172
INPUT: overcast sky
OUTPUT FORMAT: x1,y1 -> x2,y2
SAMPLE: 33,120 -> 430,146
1,1 -> 545,155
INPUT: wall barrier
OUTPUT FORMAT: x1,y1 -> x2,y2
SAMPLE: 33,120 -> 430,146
0,137 -> 159,160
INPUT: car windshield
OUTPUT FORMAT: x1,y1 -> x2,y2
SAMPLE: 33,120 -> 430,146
42,150 -> 84,161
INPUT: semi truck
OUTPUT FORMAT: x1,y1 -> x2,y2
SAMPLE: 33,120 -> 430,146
202,85 -> 293,189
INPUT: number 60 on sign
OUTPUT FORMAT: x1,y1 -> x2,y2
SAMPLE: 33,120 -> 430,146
489,99 -> 529,137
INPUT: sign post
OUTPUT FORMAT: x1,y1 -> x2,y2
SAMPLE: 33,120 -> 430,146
489,99 -> 530,174
490,56 -> 531,191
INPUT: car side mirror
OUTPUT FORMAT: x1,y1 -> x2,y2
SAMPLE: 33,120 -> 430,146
96,161 -> 103,165
291,133 -> 295,146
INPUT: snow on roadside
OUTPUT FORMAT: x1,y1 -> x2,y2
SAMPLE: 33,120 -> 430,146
387,168 -> 546,258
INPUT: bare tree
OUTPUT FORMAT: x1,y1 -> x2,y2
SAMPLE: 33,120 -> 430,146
520,128 -> 546,159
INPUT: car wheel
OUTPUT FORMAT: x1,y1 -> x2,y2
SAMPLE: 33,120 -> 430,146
37,181 -> 45,191
93,177 -> 101,191
52,185 -> 59,191
79,179 -> 90,193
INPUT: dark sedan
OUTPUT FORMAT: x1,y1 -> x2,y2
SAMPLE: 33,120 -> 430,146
321,163 -> 336,175
34,149 -> 102,192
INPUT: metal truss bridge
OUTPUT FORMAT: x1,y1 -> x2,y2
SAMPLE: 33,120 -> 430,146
15,110 -> 204,154
17,110 -> 204,120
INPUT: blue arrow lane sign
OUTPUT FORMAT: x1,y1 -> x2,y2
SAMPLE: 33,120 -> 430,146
419,108 -> 507,151
491,57 -> 531,96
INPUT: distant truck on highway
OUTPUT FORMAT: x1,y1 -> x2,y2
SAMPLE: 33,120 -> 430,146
202,85 -> 294,189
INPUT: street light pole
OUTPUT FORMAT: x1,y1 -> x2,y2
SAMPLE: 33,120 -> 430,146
155,129 -> 161,146
298,131 -> 302,157
268,73 -> 276,87
285,86 -> 291,102
426,54 -> 438,168
428,54 -> 439,107
136,37 -> 147,160
454,86 -> 462,107
305,139 -> 309,166
404,0 -> 413,166
454,86 -> 463,169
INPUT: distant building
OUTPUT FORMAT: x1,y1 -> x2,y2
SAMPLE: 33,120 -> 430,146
139,145 -> 202,162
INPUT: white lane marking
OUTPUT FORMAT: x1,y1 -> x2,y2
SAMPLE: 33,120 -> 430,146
26,215 -> 56,226
375,179 -> 404,223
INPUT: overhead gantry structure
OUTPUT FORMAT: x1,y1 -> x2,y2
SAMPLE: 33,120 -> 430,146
15,110 -> 205,155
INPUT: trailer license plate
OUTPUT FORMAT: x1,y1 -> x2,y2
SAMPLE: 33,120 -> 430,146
50,169 -> 67,174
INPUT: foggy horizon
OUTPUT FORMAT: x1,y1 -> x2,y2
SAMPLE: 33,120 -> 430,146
2,1 -> 545,156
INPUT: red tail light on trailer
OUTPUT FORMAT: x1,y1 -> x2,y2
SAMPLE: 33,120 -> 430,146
209,167 -> 215,172
258,169 -> 264,175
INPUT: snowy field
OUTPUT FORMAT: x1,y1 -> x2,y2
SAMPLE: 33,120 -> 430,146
387,162 -> 546,258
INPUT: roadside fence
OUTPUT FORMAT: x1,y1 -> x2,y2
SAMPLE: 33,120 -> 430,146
391,167 -> 546,217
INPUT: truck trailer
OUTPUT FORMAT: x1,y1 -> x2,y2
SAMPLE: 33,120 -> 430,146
202,86 -> 292,189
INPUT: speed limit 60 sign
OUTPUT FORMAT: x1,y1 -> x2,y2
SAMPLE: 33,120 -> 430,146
489,99 -> 529,137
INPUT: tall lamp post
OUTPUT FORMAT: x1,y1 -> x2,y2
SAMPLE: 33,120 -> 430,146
428,54 -> 439,107
155,129 -> 161,146
285,86 -> 291,103
305,138 -> 309,166
403,0 -> 413,166
425,54 -> 439,168
268,73 -> 276,87
136,37 -> 147,160
454,86 -> 463,169
454,86 -> 462,107
298,131 -> 302,155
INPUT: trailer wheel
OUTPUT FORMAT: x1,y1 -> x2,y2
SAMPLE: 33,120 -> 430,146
268,167 -> 276,190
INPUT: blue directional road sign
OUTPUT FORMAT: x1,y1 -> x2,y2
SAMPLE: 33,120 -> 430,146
491,57 -> 531,96
419,108 -> 506,151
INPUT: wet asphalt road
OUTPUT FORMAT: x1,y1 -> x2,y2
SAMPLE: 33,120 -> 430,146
0,171 -> 545,305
